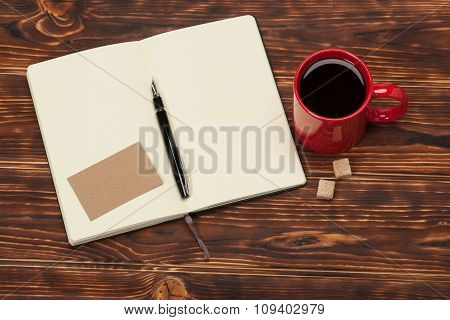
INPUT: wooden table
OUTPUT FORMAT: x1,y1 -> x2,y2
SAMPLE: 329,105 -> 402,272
0,0 -> 449,299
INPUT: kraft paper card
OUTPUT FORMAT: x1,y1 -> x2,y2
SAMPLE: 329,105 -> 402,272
68,142 -> 162,220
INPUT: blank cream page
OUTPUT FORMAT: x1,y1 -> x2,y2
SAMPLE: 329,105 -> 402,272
27,41 -> 188,245
139,16 -> 306,212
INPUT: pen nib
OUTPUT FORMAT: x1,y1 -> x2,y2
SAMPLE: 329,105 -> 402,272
151,78 -> 159,97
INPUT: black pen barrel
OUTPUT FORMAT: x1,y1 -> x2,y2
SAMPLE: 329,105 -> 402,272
155,108 -> 189,198
153,96 -> 164,111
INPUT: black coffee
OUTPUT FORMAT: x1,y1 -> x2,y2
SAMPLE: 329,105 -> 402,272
299,59 -> 365,118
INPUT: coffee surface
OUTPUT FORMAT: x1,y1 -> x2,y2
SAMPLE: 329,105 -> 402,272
299,59 -> 365,118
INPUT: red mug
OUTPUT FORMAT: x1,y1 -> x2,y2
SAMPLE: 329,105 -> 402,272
293,49 -> 408,154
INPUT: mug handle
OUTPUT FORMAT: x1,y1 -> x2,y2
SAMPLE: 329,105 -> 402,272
368,84 -> 408,123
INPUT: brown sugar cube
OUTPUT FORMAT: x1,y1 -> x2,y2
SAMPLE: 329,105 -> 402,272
333,158 -> 352,179
317,179 -> 335,200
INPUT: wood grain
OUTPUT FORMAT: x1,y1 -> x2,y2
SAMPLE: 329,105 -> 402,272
0,0 -> 449,299
0,263 -> 448,299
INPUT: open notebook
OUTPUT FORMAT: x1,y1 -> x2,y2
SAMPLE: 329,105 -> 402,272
27,16 -> 306,245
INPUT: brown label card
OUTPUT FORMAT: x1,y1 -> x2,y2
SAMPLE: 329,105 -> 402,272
68,142 -> 163,220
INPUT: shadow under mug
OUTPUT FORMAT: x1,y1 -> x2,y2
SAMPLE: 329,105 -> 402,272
293,49 -> 408,154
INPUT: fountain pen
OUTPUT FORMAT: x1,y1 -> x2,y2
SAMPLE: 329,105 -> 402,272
151,79 -> 190,198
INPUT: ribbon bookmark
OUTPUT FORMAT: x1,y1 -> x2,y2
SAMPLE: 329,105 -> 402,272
184,214 -> 210,260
